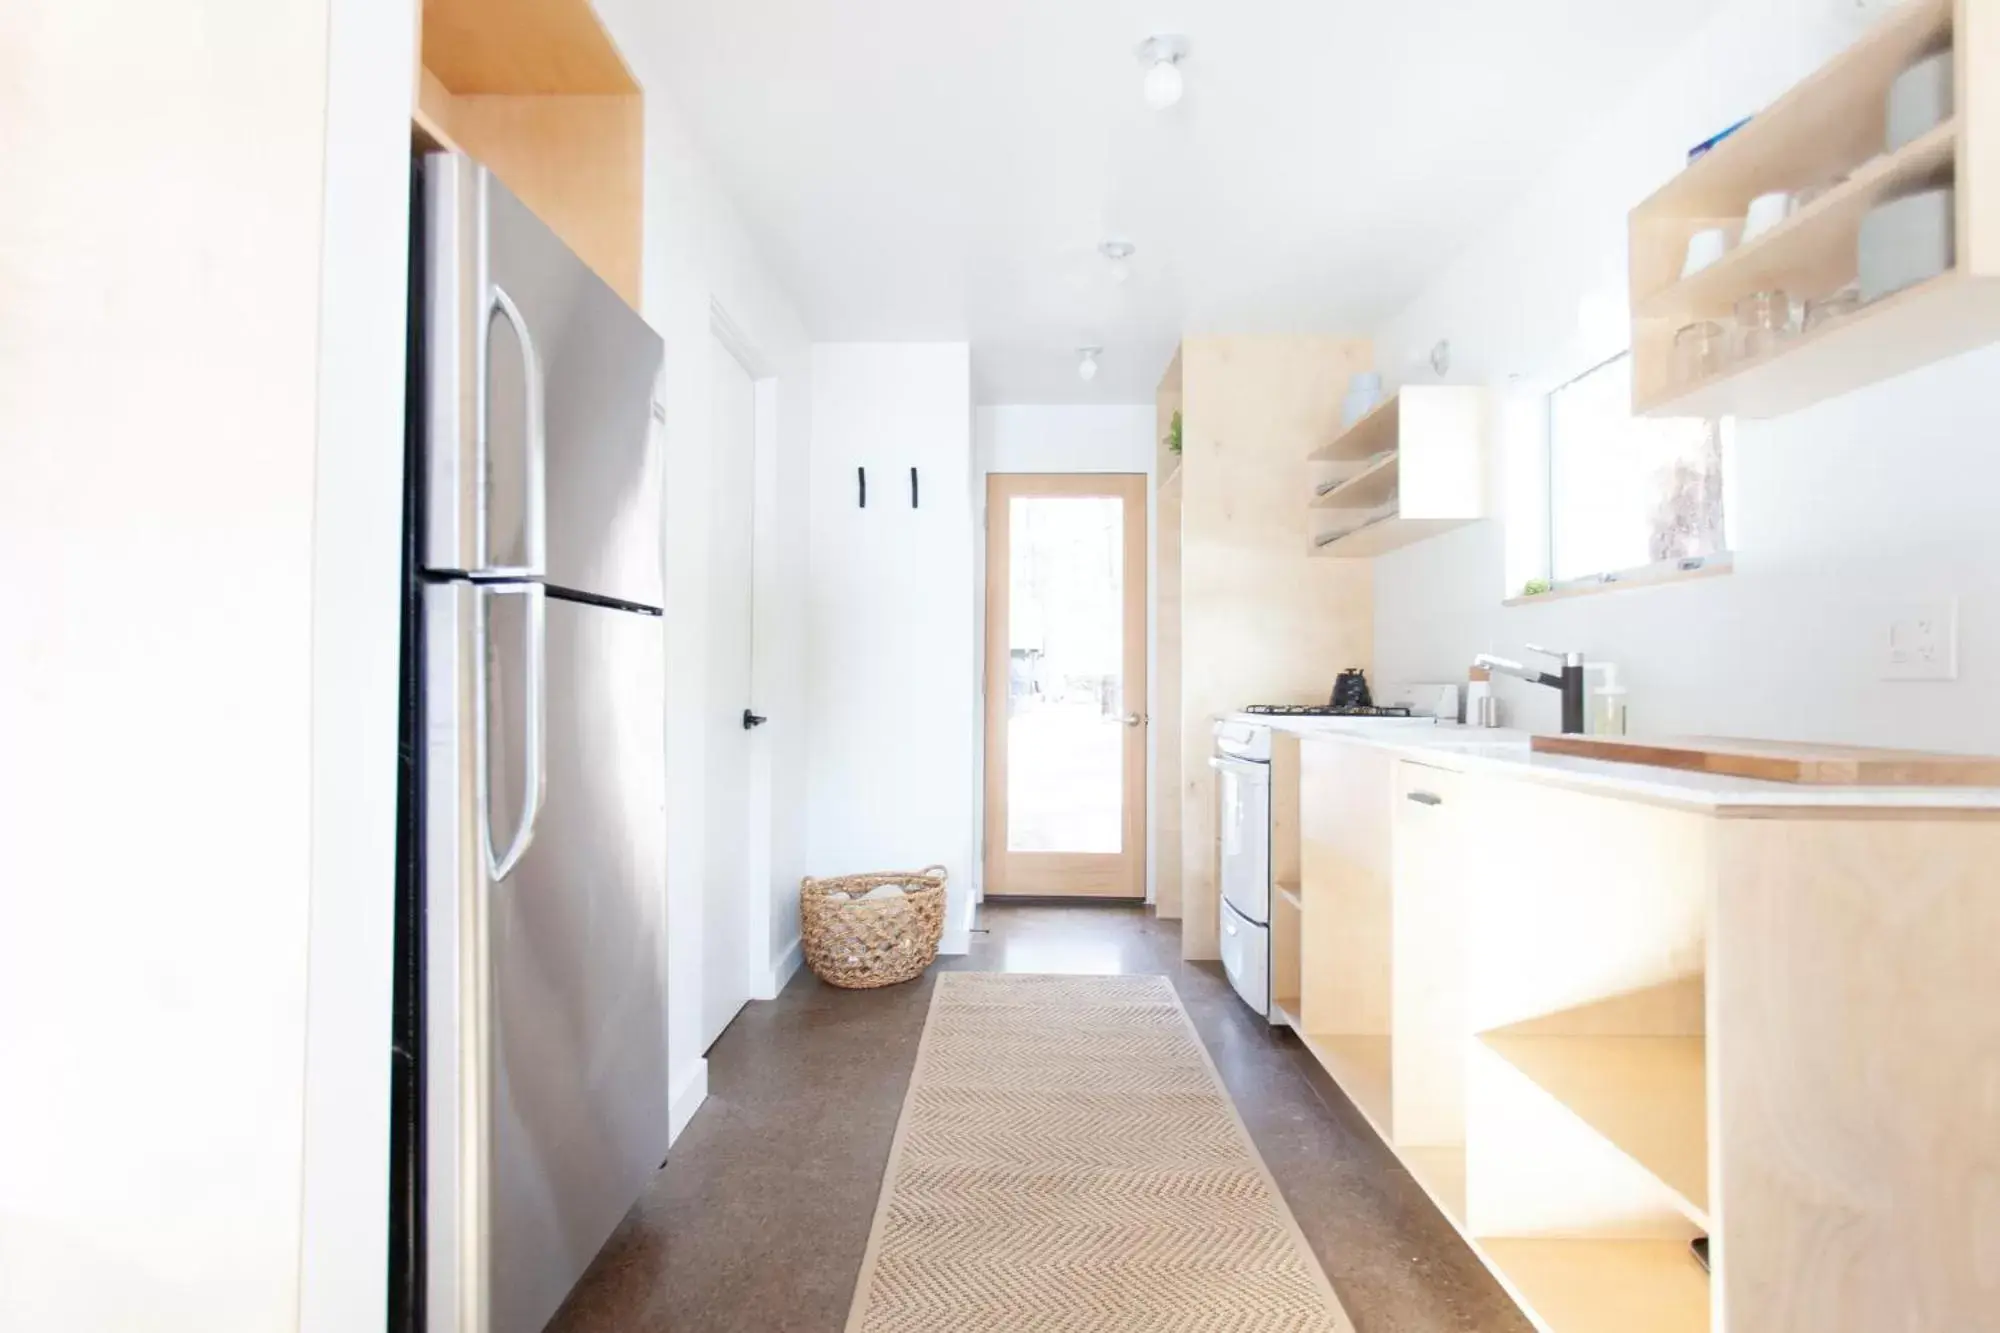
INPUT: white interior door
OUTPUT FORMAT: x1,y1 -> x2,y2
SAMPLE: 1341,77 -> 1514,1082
703,336 -> 758,1049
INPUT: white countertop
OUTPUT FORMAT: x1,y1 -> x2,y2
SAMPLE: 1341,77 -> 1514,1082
1221,713 -> 2000,812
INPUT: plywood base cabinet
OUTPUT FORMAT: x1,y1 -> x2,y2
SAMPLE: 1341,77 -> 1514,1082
1286,733 -> 2000,1333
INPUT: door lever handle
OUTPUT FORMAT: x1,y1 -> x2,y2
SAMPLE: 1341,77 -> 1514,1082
1121,713 -> 1148,727
743,709 -> 768,730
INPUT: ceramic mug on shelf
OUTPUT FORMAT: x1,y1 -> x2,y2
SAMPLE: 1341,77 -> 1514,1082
1681,226 -> 1733,277
1743,191 -> 1796,242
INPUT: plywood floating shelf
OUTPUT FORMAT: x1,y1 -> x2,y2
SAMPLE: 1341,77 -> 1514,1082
1481,1032 -> 1709,1224
1638,0 -> 1952,222
1308,394 -> 1399,462
1311,516 -> 1478,559
1627,0 -> 2000,418
1311,452 -> 1399,510
1637,270 -> 2000,418
1481,1239 -> 1711,1333
1635,117 -> 1959,323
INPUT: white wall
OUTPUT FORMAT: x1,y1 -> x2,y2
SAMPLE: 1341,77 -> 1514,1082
596,0 -> 817,1142
808,345 -> 979,950
0,0 -> 338,1327
298,0 -> 417,1327
975,404 -> 1158,473
971,405 -> 1158,899
1369,0 -> 2000,751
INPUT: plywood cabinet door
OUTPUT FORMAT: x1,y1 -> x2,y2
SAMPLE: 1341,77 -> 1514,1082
1391,761 -> 1468,1148
1298,739 -> 1396,1035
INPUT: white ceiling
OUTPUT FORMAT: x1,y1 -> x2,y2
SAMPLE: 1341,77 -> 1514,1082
646,0 -> 1725,404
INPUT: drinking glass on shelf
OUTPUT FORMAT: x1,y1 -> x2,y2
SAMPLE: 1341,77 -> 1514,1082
1733,289 -> 1795,361
1804,282 -> 1863,332
1674,321 -> 1728,383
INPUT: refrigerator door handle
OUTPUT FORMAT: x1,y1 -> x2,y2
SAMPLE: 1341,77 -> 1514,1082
482,582 -> 548,884
481,283 -> 548,578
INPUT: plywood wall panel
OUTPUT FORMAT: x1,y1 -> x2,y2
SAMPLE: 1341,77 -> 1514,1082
1177,336 -> 1374,959
445,93 -> 644,308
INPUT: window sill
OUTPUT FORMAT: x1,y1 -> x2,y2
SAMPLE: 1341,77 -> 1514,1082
1504,555 -> 1733,607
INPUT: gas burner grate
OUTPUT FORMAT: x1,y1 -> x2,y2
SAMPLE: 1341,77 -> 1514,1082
1243,704 -> 1414,718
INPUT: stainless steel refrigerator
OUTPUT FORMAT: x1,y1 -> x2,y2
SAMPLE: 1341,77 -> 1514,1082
392,153 -> 669,1333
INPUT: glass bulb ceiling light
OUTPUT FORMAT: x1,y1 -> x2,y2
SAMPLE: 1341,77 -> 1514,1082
1136,35 -> 1188,110
1099,237 -> 1135,285
1078,347 -> 1102,382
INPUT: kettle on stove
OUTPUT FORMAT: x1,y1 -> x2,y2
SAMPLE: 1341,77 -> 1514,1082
1331,668 -> 1372,710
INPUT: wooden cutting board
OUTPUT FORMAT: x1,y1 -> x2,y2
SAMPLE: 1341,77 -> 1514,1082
1530,734 -> 2000,786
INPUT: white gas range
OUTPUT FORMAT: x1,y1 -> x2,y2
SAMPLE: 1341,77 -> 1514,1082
1212,711 -> 1438,1021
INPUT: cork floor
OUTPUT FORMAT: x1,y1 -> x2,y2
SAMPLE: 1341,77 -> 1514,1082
548,903 -> 1530,1333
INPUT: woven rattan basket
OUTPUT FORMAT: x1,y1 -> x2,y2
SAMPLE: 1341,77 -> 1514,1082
799,866 -> 948,989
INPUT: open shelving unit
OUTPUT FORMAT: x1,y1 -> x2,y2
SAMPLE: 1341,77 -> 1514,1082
1287,739 -> 1714,1333
1298,1032 -> 1395,1139
412,0 -> 645,310
1307,387 -> 1486,559
1630,0 -> 2000,417
1480,1029 -> 1709,1225
1482,1239 -> 1711,1333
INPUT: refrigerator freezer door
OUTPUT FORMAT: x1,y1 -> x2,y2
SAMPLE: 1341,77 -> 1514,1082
489,593 -> 668,1333
422,153 -> 664,606
500,216 -> 664,610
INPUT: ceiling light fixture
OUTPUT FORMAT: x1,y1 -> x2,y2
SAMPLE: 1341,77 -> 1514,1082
1099,237 -> 1136,284
1077,347 -> 1103,383
1136,34 -> 1188,111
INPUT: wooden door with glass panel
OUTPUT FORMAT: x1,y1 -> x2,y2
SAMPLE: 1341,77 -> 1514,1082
984,474 -> 1148,899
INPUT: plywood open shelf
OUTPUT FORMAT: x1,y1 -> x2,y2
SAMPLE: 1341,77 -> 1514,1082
1403,1145 -> 1467,1228
1481,1031 -> 1709,1225
1311,452 -> 1399,510
1307,394 -> 1399,462
1636,118 -> 1959,323
1482,1239 -> 1711,1333
414,0 -> 645,310
1629,0 -> 2000,418
1298,1032 -> 1394,1141
1308,386 -> 1485,559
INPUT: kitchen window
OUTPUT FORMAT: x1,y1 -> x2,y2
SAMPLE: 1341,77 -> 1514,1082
1541,351 -> 1730,593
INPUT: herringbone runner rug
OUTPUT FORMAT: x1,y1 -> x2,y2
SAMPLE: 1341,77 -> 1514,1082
844,972 -> 1355,1332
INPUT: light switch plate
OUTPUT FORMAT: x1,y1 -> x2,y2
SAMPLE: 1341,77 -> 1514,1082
1881,599 -> 1958,681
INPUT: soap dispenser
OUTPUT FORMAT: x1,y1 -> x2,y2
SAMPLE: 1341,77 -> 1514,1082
1587,663 -> 1628,736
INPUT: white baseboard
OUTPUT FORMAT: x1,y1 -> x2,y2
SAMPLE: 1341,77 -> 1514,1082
764,937 -> 802,997
939,926 -> 971,956
667,1059 -> 708,1148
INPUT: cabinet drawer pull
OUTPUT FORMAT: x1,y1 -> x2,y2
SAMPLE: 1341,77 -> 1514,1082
1406,791 -> 1443,807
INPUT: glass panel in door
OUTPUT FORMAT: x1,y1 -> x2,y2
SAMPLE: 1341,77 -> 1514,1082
1005,495 -> 1125,854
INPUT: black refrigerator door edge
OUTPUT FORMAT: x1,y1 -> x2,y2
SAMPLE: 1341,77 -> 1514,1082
388,155 -> 428,1333
542,582 -> 664,618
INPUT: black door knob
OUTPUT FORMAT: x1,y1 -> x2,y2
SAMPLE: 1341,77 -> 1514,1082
742,709 -> 768,730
